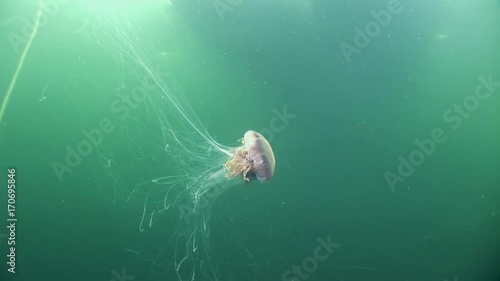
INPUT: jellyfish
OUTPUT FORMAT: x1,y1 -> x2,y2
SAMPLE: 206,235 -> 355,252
225,130 -> 276,183
81,6 -> 276,281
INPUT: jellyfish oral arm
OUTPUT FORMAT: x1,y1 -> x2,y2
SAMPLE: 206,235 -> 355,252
224,148 -> 253,182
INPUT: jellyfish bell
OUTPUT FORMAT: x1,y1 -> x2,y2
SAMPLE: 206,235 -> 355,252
225,130 -> 276,183
243,130 -> 276,183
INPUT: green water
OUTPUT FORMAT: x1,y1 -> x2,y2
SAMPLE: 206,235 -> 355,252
0,0 -> 499,281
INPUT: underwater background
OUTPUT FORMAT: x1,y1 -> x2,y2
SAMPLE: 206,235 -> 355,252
0,0 -> 499,281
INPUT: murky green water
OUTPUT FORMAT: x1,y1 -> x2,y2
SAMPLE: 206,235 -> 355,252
0,1 -> 499,281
